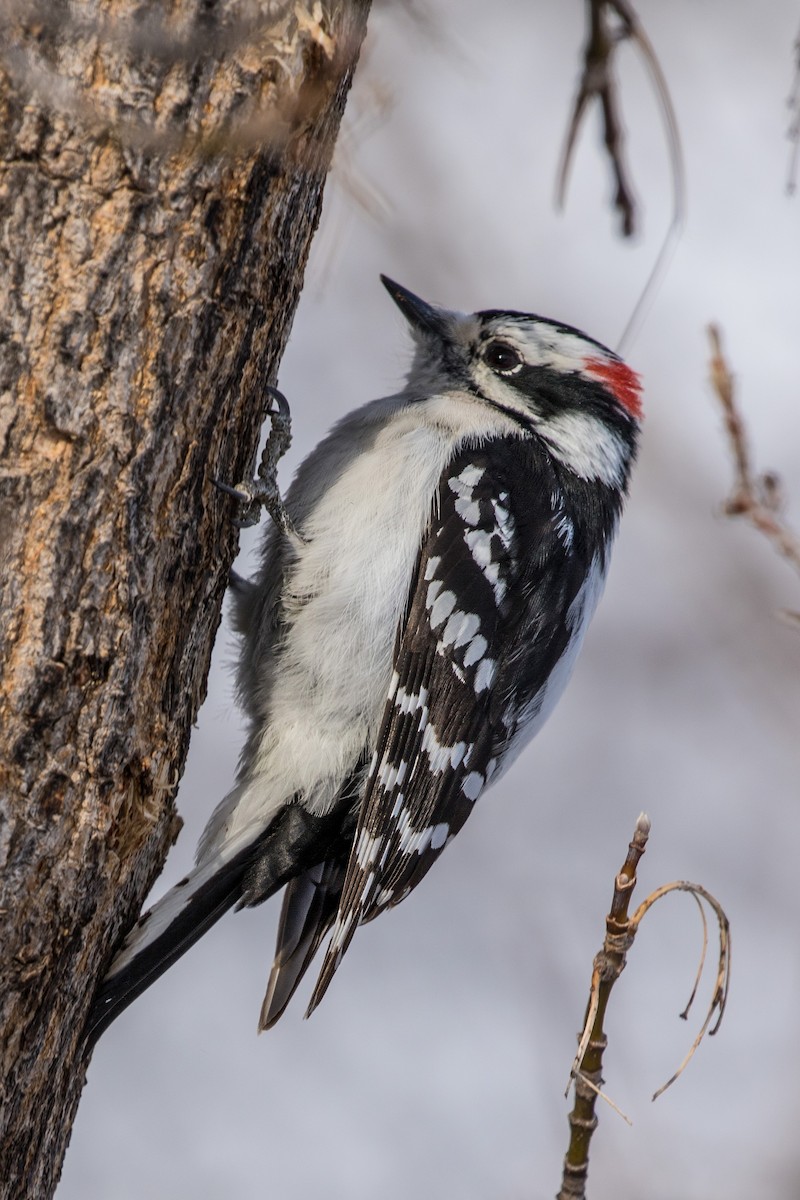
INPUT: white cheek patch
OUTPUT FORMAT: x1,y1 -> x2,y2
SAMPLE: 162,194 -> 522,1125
540,411 -> 629,486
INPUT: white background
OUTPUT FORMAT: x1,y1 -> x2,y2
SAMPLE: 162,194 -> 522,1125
61,3 -> 800,1197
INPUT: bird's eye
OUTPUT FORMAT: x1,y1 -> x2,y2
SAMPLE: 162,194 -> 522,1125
482,341 -> 523,375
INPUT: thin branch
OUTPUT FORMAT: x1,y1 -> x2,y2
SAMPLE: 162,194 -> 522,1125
786,23 -> 800,195
708,325 -> 800,621
557,817 -> 732,1200
556,2 -> 686,352
557,2 -> 685,234
557,0 -> 638,237
557,813 -> 650,1200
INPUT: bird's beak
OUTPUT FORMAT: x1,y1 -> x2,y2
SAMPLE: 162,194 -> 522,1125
380,275 -> 450,340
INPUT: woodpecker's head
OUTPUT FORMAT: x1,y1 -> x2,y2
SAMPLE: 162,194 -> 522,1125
381,275 -> 641,487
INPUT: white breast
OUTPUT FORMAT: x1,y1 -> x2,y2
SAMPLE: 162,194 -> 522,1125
267,419 -> 454,813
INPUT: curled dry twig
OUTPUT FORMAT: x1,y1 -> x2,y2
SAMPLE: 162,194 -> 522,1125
631,881 -> 730,1101
557,815 -> 731,1200
708,325 -> 800,623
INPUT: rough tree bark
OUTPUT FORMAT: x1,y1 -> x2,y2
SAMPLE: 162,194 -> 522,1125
0,2 -> 370,1195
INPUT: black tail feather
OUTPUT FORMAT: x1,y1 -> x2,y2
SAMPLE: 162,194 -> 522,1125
84,802 -> 357,1047
258,859 -> 346,1031
84,851 -> 251,1049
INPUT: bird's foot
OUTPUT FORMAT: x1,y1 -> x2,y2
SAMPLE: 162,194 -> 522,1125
214,387 -> 302,537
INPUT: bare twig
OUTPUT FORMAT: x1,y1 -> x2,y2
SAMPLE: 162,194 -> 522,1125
557,0 -> 638,237
708,325 -> 800,620
556,1 -> 686,351
558,816 -> 731,1200
557,1 -> 684,235
786,23 -> 800,195
557,813 -> 650,1200
630,881 -> 731,1099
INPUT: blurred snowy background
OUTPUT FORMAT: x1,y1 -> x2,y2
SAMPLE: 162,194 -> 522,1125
61,2 -> 800,1197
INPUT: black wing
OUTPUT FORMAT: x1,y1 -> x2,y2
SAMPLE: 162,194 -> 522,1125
306,436 -> 608,1014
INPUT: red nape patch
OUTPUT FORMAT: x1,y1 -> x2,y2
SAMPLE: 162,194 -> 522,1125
584,357 -> 643,420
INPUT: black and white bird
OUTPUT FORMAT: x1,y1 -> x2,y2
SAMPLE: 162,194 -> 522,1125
87,276 -> 641,1043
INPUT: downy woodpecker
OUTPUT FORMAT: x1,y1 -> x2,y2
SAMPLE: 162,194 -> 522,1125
87,276 -> 641,1042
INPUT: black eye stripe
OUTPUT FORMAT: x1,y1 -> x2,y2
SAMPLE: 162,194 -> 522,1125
482,340 -> 523,375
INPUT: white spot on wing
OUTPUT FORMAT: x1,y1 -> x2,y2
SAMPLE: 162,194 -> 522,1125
462,772 -> 484,801
426,578 -> 443,608
430,823 -> 449,850
455,497 -> 481,526
465,528 -> 493,568
378,758 -> 408,792
453,612 -> 481,648
458,464 -> 485,487
462,634 -> 487,667
448,465 -> 484,496
421,724 -> 468,773
474,657 -> 496,691
395,685 -> 429,716
483,560 -> 506,603
492,498 -> 514,547
441,610 -> 471,647
329,909 -> 355,953
355,829 -> 382,869
430,589 -> 457,627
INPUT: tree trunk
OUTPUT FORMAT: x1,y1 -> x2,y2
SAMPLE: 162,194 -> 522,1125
0,2 -> 369,1195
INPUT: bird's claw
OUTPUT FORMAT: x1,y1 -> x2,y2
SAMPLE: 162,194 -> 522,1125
215,386 -> 302,537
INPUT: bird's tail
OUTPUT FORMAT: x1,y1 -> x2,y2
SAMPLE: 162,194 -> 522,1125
84,841 -> 256,1047
84,801 -> 355,1046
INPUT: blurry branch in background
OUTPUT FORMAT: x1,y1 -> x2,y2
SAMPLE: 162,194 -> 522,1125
557,0 -> 638,237
557,815 -> 731,1200
557,1 -> 685,352
556,0 -> 684,240
0,0 -> 295,60
786,22 -> 800,194
708,326 -> 800,625
0,1 -> 352,160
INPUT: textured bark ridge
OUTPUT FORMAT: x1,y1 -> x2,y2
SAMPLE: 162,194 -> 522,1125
0,3 -> 369,1195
